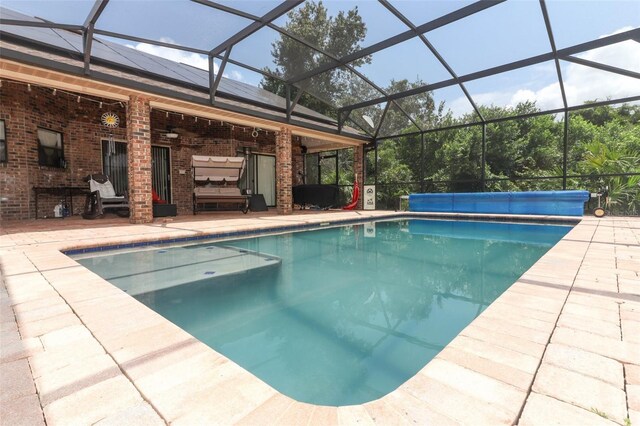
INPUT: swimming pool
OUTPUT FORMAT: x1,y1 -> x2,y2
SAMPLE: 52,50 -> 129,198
74,219 -> 571,406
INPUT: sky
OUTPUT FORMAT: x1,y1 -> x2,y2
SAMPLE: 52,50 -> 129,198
2,0 -> 639,118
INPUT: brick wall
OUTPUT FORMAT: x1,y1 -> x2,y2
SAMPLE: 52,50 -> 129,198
0,81 -> 309,221
0,83 -> 127,221
126,95 -> 152,224
275,126 -> 292,214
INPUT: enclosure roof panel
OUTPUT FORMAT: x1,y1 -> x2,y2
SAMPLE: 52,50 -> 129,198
0,1 -> 638,139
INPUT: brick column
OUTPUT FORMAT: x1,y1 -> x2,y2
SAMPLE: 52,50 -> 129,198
354,144 -> 364,210
126,95 -> 153,224
275,126 -> 293,214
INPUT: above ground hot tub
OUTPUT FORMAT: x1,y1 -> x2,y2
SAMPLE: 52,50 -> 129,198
409,190 -> 590,216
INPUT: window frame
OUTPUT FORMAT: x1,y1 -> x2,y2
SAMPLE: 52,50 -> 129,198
0,120 -> 6,163
37,127 -> 65,169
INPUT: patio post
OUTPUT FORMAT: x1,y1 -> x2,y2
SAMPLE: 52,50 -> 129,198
275,126 -> 292,214
126,95 -> 153,224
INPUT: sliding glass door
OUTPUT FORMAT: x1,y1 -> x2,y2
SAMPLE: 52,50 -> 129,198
255,155 -> 276,206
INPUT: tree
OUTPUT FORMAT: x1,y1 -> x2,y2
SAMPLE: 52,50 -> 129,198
482,102 -> 563,188
375,140 -> 415,209
260,1 -> 370,116
260,1 -> 446,139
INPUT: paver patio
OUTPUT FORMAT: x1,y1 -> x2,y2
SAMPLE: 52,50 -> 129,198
1,212 -> 638,425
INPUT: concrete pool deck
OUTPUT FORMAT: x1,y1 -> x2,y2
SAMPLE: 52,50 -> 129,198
1,212 -> 638,425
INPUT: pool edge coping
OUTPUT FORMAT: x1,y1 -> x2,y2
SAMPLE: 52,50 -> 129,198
60,211 -> 581,255
4,212 -> 634,425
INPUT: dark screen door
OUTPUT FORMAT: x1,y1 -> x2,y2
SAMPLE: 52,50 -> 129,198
101,140 -> 128,195
102,141 -> 171,202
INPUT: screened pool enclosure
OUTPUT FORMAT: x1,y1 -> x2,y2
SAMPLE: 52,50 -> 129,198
1,0 -> 638,213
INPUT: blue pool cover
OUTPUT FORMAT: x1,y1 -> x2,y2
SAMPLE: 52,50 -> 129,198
409,190 -> 590,216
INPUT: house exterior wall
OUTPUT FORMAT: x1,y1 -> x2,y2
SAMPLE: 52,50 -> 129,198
126,95 -> 152,224
0,83 -> 128,221
0,82 -> 307,221
275,127 -> 293,214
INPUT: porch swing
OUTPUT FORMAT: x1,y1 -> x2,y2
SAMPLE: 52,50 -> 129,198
192,155 -> 250,214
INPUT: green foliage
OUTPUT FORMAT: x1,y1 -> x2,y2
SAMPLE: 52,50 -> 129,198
484,103 -> 562,182
425,125 -> 483,192
376,102 -> 639,214
568,104 -> 640,215
260,1 -> 370,116
305,148 -> 357,206
260,2 -> 441,134
269,3 -> 639,215
589,408 -> 608,419
376,139 -> 416,209
377,141 -> 414,184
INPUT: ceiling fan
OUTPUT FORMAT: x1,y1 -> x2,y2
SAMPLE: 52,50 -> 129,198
155,126 -> 199,139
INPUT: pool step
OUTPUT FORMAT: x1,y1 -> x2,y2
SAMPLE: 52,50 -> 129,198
77,245 -> 281,296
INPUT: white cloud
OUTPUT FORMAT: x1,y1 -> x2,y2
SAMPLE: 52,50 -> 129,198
447,26 -> 640,117
127,37 -> 250,81
447,96 -> 476,117
127,38 -> 211,71
229,70 -> 244,82
126,37 -> 246,83
563,27 -> 640,106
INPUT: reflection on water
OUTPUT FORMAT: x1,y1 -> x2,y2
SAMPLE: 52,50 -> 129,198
79,219 -> 571,406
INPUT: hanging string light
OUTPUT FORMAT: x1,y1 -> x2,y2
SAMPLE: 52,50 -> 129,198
5,79 -> 280,141
3,79 -> 124,108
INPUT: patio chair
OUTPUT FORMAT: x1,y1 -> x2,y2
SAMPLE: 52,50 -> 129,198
82,174 -> 130,219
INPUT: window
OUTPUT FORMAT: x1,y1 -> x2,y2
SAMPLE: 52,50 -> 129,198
0,120 -> 6,163
37,128 -> 65,168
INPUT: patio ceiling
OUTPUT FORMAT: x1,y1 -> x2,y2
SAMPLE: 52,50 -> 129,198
0,0 -> 638,140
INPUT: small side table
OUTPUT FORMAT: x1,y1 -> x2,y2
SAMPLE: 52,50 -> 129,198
33,186 -> 89,219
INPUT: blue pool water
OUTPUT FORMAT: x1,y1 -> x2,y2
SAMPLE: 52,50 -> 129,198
74,219 -> 571,406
